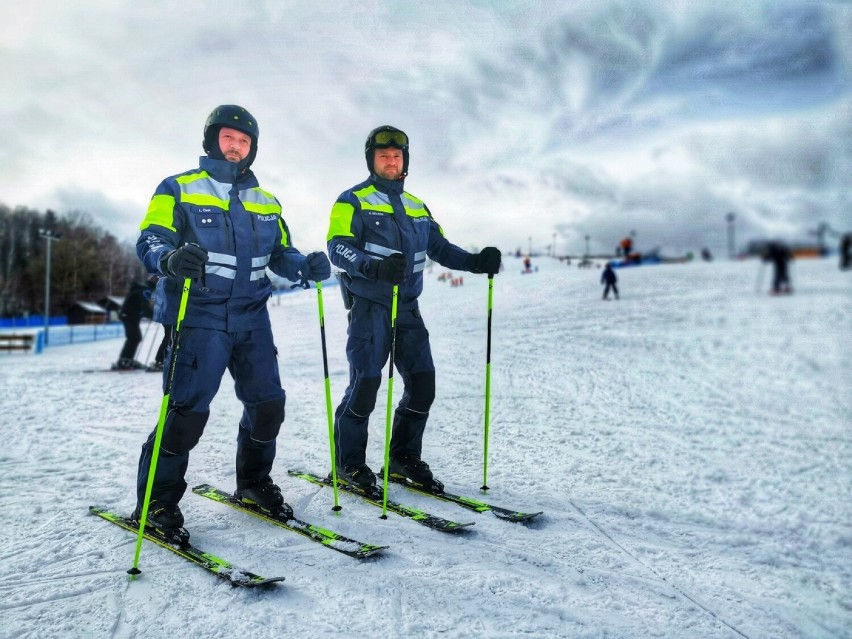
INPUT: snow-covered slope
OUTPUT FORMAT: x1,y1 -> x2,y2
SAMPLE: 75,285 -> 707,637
1,256 -> 849,638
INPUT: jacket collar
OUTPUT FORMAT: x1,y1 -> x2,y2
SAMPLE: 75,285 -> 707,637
370,173 -> 405,195
199,156 -> 258,186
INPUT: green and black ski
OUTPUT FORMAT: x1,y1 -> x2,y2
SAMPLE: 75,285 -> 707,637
287,469 -> 474,533
384,473 -> 543,522
192,484 -> 388,559
89,506 -> 285,587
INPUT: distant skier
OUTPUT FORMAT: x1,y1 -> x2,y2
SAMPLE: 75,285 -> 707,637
523,256 -> 532,273
763,241 -> 793,295
840,233 -> 851,271
601,262 -> 619,300
113,278 -> 155,370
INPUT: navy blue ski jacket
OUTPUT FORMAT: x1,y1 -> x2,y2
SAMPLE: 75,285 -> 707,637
326,175 -> 475,309
137,156 -> 309,331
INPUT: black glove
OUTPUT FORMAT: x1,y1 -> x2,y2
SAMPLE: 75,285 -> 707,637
303,251 -> 331,282
364,253 -> 407,285
162,244 -> 208,279
472,247 -> 502,275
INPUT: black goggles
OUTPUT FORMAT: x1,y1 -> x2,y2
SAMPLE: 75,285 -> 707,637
372,130 -> 408,147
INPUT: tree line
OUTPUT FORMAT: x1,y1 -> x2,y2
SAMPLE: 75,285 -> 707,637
0,204 -> 146,318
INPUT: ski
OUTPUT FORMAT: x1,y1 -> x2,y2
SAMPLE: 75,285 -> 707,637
384,473 -> 543,523
89,506 -> 285,587
191,484 -> 388,559
287,469 -> 475,533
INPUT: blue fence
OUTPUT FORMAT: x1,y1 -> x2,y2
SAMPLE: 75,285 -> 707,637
0,315 -> 68,329
38,323 -> 124,349
1,322 -> 124,354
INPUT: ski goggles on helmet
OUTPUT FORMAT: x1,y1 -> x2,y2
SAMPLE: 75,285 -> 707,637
372,130 -> 408,147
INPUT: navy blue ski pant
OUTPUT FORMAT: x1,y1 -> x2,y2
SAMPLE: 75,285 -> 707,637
136,325 -> 286,507
334,298 -> 436,470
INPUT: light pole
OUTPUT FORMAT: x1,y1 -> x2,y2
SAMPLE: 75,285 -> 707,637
39,229 -> 61,346
725,212 -> 736,259
528,236 -> 532,256
552,233 -> 556,258
585,234 -> 590,257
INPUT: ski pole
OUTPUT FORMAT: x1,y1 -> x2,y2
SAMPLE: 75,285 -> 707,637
143,321 -> 161,367
128,276 -> 192,579
481,274 -> 494,491
380,284 -> 399,519
316,281 -> 340,512
130,317 -> 152,364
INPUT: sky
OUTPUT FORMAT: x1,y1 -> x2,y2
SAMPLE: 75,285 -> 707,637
1,256 -> 850,637
1,0 -> 850,258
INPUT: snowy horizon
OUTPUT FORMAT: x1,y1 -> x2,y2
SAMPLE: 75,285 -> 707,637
1,255 -> 850,638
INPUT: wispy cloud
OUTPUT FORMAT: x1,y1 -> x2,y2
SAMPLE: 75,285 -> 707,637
1,0 -> 849,257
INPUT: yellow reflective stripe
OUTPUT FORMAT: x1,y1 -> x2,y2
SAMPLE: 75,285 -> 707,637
402,192 -> 429,217
354,185 -> 394,213
181,193 -> 230,208
277,218 -> 290,247
244,203 -> 280,214
176,171 -> 210,185
242,187 -> 282,215
174,171 -> 231,209
140,194 -> 177,232
327,201 -> 356,241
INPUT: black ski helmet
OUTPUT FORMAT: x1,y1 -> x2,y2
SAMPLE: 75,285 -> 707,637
202,105 -> 259,170
365,125 -> 409,178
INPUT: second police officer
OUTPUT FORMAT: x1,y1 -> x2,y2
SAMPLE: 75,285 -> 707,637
326,125 -> 502,492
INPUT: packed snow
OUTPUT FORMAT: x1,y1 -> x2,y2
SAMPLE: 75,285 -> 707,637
1,256 -> 849,639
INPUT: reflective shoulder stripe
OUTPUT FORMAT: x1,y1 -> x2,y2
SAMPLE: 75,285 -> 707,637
402,192 -> 428,217
140,194 -> 177,232
354,185 -> 394,213
176,171 -> 230,209
328,201 -> 356,241
176,171 -> 210,185
241,187 -> 282,215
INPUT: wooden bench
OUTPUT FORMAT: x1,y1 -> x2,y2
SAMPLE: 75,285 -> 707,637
0,333 -> 35,352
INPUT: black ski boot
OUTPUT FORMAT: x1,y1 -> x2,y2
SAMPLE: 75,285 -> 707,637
335,464 -> 377,491
388,456 -> 444,492
133,501 -> 189,544
236,479 -> 293,519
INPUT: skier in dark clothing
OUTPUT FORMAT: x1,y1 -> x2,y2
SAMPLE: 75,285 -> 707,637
114,279 -> 155,370
840,233 -> 851,271
148,324 -> 172,372
601,262 -> 619,300
763,241 -> 793,294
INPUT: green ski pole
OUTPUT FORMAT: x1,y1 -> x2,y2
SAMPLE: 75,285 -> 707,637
481,274 -> 494,491
128,276 -> 192,579
380,284 -> 399,519
316,281 -> 341,511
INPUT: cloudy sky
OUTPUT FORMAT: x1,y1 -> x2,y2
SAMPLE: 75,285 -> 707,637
2,0 -> 850,258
